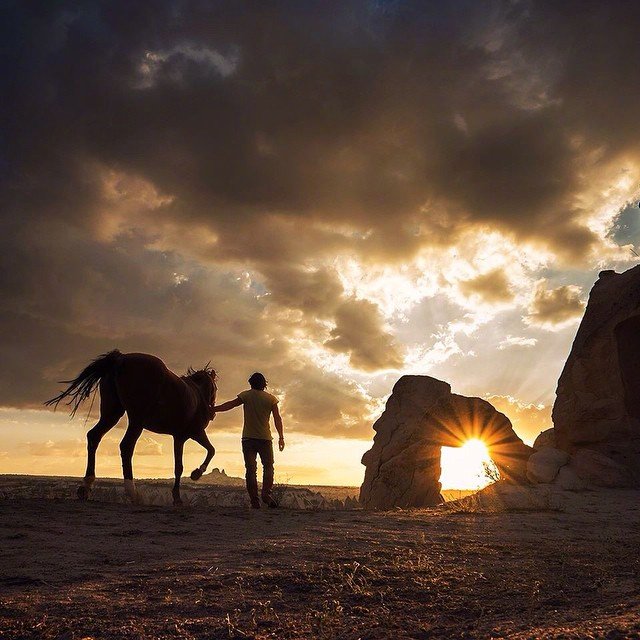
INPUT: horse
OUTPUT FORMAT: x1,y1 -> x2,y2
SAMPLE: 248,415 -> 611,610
45,350 -> 217,506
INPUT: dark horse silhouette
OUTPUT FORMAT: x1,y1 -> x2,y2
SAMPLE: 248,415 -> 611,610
45,350 -> 217,505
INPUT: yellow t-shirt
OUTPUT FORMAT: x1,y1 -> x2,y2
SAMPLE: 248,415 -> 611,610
238,389 -> 278,440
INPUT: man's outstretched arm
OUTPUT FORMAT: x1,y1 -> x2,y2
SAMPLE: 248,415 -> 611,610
213,397 -> 243,412
272,404 -> 285,451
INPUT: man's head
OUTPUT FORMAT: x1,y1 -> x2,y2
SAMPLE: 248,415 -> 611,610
248,372 -> 267,390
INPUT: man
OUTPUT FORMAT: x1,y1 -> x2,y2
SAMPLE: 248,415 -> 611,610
212,372 -> 284,508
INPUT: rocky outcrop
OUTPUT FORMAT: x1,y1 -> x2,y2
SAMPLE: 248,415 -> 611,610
525,441 -> 632,490
553,266 -> 640,485
198,467 -> 244,486
360,376 -> 533,510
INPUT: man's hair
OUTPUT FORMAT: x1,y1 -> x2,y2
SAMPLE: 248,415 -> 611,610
248,372 -> 267,390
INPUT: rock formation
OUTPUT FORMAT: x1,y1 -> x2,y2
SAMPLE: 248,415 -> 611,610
360,376 -> 533,509
552,266 -> 640,486
198,467 -> 244,486
526,447 -> 569,484
532,428 -> 555,450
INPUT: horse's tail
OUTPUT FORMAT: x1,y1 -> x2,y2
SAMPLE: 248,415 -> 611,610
44,350 -> 123,417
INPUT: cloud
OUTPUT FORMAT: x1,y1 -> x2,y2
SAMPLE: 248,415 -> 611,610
1,0 -> 639,452
26,435 -> 162,459
134,43 -> 239,89
325,298 -> 404,371
485,395 -> 552,444
27,439 -> 85,458
458,268 -> 513,304
134,436 -> 164,456
263,266 -> 344,316
497,335 -> 537,350
525,281 -> 585,329
5,0 -> 638,272
280,366 -> 375,439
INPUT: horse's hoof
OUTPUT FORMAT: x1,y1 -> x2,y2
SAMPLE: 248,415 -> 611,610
190,468 -> 203,481
172,488 -> 183,507
77,485 -> 89,501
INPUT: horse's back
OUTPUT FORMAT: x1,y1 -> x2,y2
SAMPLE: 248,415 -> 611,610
119,352 -> 170,377
114,353 -> 186,427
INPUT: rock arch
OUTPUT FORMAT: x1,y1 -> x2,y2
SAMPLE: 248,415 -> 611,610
359,376 -> 532,509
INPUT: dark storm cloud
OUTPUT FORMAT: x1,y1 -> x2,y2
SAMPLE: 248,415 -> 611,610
7,0 -> 636,257
2,0 -> 640,422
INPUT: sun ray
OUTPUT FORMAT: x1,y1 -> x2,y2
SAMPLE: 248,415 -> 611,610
440,439 -> 497,490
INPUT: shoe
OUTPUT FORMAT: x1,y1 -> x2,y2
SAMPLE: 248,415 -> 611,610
262,496 -> 279,508
250,498 -> 261,509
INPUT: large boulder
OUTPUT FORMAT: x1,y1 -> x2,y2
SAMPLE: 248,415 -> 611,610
553,267 -> 640,485
360,376 -> 533,509
526,447 -> 569,484
554,466 -> 586,491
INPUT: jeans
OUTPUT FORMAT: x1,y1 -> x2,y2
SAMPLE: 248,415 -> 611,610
242,438 -> 274,502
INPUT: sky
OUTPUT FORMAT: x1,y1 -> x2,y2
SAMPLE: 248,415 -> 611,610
2,1 -> 640,488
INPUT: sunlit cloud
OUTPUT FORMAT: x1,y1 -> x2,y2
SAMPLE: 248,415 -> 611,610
498,335 -> 537,350
3,1 -> 640,486
485,395 -> 551,444
525,281 -> 585,330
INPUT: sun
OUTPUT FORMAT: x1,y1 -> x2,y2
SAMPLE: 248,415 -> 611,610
440,438 -> 497,490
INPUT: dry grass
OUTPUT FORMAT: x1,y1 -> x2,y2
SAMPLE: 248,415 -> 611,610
0,492 -> 639,639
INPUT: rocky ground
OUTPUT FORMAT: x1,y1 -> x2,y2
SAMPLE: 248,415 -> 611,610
1,478 -> 639,639
0,475 -> 361,510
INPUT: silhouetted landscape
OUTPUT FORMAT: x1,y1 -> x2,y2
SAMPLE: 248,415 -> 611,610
4,1 -> 640,638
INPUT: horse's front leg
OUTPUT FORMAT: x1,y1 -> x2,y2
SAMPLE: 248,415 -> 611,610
190,431 -> 216,481
120,425 -> 142,503
172,437 -> 185,506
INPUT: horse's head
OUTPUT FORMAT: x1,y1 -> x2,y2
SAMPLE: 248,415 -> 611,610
184,364 -> 217,415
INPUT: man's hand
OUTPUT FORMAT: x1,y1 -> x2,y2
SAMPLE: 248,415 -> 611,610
278,436 -> 285,452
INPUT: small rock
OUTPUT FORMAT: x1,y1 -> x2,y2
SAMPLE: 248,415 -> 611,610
526,447 -> 569,484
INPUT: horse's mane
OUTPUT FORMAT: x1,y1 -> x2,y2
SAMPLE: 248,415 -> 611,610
182,363 -> 217,381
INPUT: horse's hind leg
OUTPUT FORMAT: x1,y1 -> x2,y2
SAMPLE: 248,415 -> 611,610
79,378 -> 124,500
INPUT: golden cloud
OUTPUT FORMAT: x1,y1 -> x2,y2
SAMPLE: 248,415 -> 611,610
525,281 -> 585,329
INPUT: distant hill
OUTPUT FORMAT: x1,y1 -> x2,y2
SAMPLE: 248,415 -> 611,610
197,467 -> 245,486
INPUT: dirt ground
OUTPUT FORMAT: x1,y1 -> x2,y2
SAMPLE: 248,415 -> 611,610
1,490 -> 640,639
